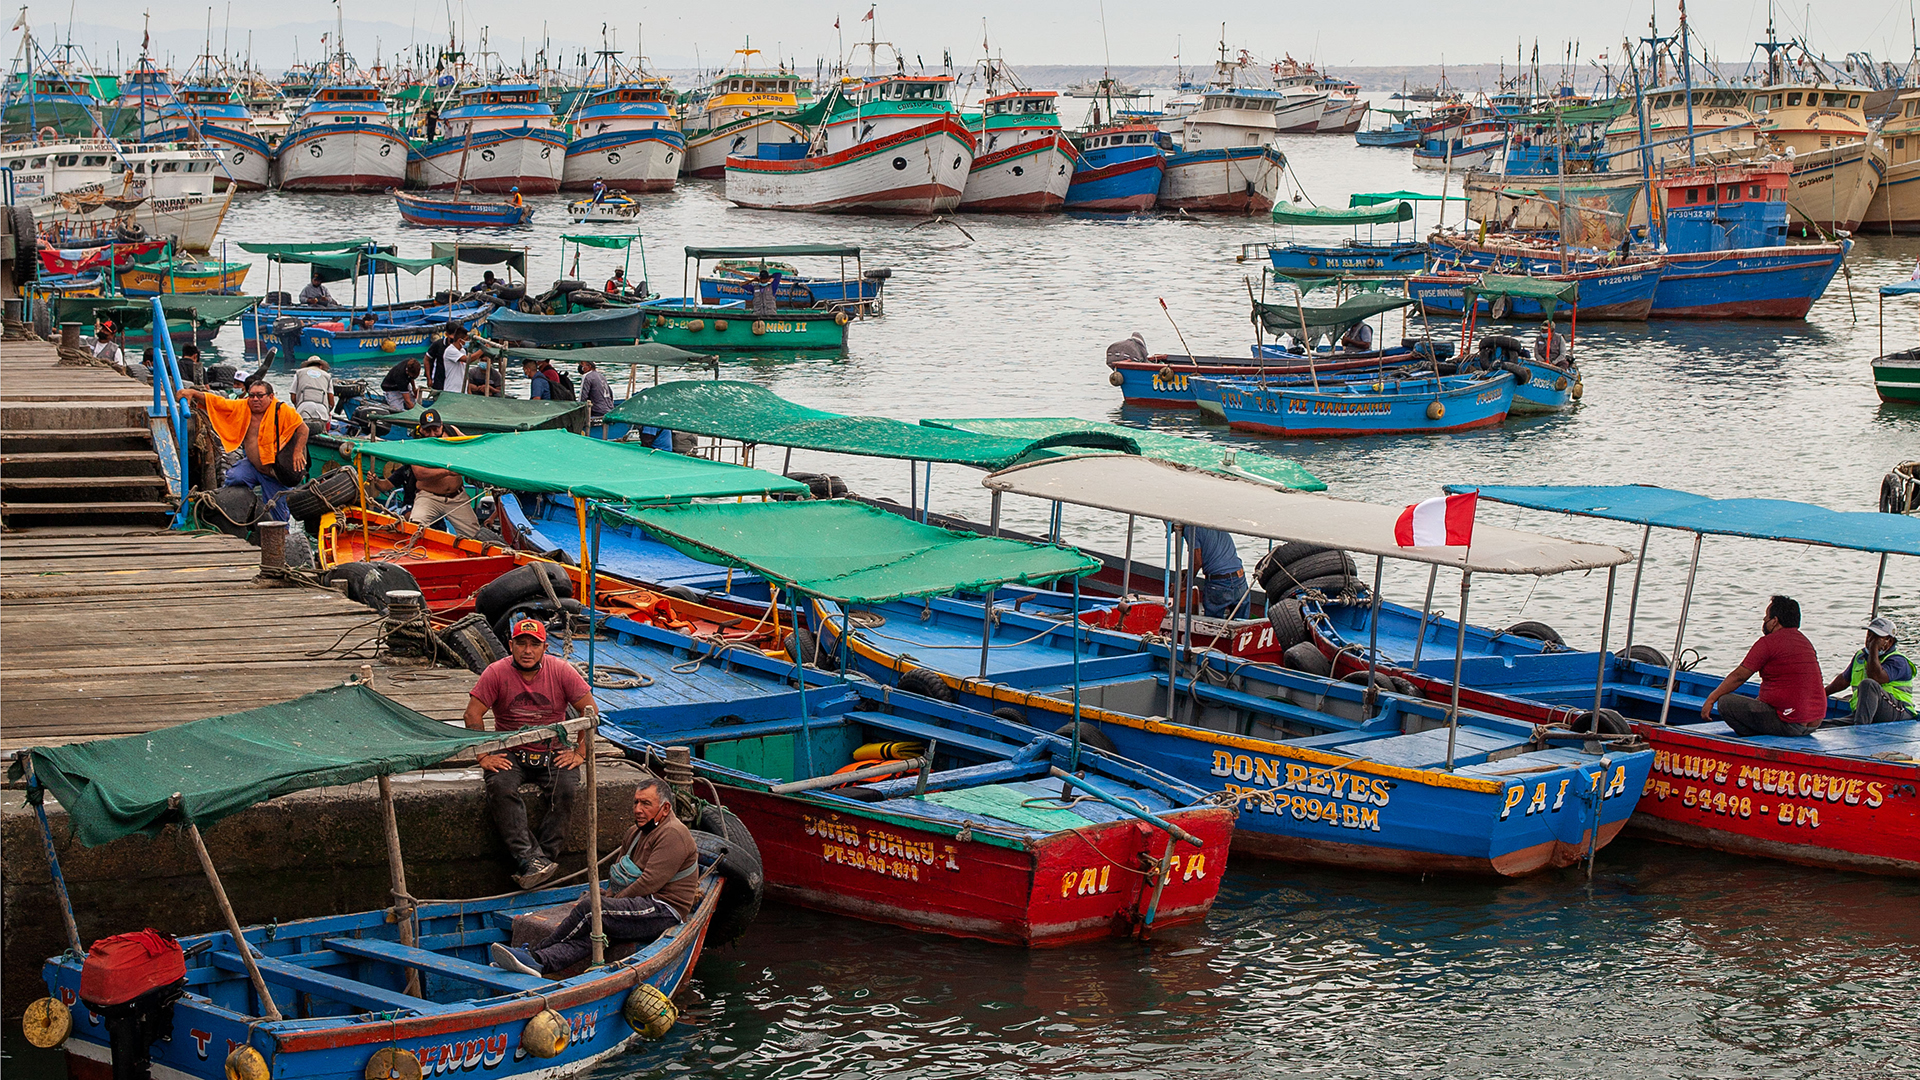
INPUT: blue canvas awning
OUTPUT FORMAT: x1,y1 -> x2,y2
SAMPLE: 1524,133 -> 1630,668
1881,281 -> 1920,297
1450,484 -> 1920,557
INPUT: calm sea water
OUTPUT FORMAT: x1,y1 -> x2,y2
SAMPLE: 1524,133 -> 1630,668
177,132 -> 1919,1078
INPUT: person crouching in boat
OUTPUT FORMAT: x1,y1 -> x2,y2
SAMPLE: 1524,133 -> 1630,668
1702,595 -> 1828,737
1106,332 -> 1147,364
465,618 -> 599,890
1826,617 -> 1914,726
490,775 -> 698,978
1339,320 -> 1373,353
177,378 -> 308,522
1186,527 -> 1249,619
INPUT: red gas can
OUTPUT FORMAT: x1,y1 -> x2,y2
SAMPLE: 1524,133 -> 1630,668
79,930 -> 187,1008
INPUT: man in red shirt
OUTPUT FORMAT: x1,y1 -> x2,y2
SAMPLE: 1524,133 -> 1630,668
464,618 -> 599,889
1702,595 -> 1830,737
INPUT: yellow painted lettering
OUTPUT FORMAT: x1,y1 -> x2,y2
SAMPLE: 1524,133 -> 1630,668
1551,778 -> 1571,811
1359,807 -> 1380,831
1607,766 -> 1628,798
1527,783 -> 1549,815
1078,868 -> 1099,895
1098,865 -> 1111,892
1211,750 -> 1235,777
1328,771 -> 1350,799
1255,758 -> 1280,787
1060,874 -> 1076,898
1284,763 -> 1311,790
1844,779 -> 1864,805
1307,768 -> 1331,794
1233,755 -> 1255,781
1371,778 -> 1392,806
1501,785 -> 1526,820
1865,782 -> 1885,809
1341,804 -> 1360,828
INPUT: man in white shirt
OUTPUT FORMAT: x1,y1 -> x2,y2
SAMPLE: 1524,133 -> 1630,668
438,324 -> 470,394
290,356 -> 335,433
91,323 -> 128,372
1339,320 -> 1374,353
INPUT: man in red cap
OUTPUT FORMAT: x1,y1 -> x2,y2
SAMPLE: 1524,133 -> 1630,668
464,617 -> 598,889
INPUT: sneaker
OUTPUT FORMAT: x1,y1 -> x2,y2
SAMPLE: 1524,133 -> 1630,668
512,857 -> 560,891
490,943 -> 544,978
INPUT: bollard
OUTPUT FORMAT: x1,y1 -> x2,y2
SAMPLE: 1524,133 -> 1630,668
384,590 -> 425,622
663,746 -> 694,815
59,322 -> 81,350
359,663 -> 375,686
257,521 -> 287,572
2,297 -> 21,323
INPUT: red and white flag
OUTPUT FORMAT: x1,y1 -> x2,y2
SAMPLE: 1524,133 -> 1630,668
833,16 -> 840,29
862,5 -> 875,21
1395,492 -> 1477,547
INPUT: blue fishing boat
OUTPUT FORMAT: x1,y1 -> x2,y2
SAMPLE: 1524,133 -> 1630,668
1064,123 -> 1165,212
16,685 -> 727,1080
393,189 -> 535,228
806,456 -> 1650,876
1263,200 -> 1427,277
1191,370 -> 1516,437
1648,162 -> 1850,318
1354,114 -> 1423,148
1108,344 -> 1452,409
1408,261 -> 1663,321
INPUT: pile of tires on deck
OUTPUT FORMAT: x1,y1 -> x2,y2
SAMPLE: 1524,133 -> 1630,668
1252,543 -> 1364,679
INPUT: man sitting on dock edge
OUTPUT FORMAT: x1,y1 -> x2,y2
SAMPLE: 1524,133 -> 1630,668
177,379 -> 308,522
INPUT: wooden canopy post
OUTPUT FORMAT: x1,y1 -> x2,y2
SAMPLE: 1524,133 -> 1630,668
584,718 -> 604,968
179,804 -> 283,1021
376,774 -> 423,997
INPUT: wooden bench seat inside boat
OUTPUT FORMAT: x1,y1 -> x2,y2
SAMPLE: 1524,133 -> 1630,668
1312,726 -> 1535,770
210,949 -> 457,1015
323,937 -> 547,994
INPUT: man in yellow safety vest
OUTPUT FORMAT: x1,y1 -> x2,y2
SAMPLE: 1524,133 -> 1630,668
1825,616 -> 1914,725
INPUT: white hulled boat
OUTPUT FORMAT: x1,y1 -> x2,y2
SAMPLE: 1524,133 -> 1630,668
151,81 -> 273,190
273,84 -> 409,192
681,52 -> 809,178
408,83 -> 567,193
563,80 -> 684,192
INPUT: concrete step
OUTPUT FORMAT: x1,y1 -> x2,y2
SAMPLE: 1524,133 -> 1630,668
0,403 -> 151,432
1,428 -> 154,454
0,449 -> 163,479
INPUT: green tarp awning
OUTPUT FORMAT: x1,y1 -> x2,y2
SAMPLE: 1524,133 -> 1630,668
1462,274 -> 1580,308
23,685 -> 551,847
562,234 -> 641,250
685,245 -> 863,259
1349,191 -> 1467,206
486,306 -> 644,346
921,418 -> 1325,491
383,395 -> 590,434
430,243 -> 529,275
605,381 -> 1140,468
53,294 -> 259,329
370,252 -> 455,274
612,499 -> 1099,603
236,239 -> 374,256
500,343 -> 718,368
342,429 -> 807,503
1271,201 -> 1413,226
255,245 -> 401,284
1253,293 -> 1416,338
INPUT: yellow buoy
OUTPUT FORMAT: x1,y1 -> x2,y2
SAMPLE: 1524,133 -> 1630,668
1108,370 -> 1124,386
1157,365 -> 1175,381
1554,377 -> 1568,391
21,997 -> 71,1049
686,319 -> 705,333
363,1047 -> 421,1080
1425,401 -> 1446,421
751,320 -> 767,336
623,982 -> 678,1039
521,1009 -> 570,1059
714,319 -> 729,332
833,312 -> 850,326
1570,380 -> 1584,400
226,1045 -> 269,1080
380,339 -> 398,353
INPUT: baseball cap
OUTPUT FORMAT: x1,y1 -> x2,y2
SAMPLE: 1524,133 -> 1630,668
510,618 -> 547,642
1866,616 -> 1899,641
418,409 -> 444,429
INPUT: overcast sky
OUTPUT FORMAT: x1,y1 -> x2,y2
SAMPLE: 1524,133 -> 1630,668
9,1 -> 1911,71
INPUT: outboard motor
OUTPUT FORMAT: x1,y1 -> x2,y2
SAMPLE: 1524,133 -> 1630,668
272,316 -> 306,364
79,930 -> 187,1080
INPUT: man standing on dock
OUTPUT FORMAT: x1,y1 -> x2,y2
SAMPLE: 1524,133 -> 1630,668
464,618 -> 599,890
176,380 -> 308,522
1703,595 -> 1828,737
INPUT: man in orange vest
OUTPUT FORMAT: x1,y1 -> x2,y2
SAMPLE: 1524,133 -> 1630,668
177,379 -> 308,521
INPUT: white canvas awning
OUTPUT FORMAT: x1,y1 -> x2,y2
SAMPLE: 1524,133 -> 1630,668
984,457 -> 1631,576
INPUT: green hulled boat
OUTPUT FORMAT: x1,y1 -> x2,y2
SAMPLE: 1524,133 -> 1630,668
1877,281 -> 1920,404
640,300 -> 848,353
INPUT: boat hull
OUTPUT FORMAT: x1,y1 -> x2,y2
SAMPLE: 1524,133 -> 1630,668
1651,242 -> 1851,319
274,124 -> 410,192
116,262 -> 250,296
1158,147 -> 1283,213
696,276 -> 881,310
1874,353 -> 1920,403
958,133 -> 1075,212
716,786 -> 1233,946
1509,356 -> 1580,413
1268,242 -> 1426,276
1064,151 -> 1163,212
1200,373 -> 1515,437
1106,350 -> 1437,408
1865,154 -> 1920,232
562,128 -> 684,193
683,116 -> 807,179
1409,265 -> 1662,321
643,303 -> 848,352
1783,137 -> 1887,234
724,118 -> 975,214
33,190 -> 234,252
394,193 -> 535,228
408,127 -> 568,193
149,123 -> 272,190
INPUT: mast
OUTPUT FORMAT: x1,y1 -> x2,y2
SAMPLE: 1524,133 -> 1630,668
1679,0 -> 1695,167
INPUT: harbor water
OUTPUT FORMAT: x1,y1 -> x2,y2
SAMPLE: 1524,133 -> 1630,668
177,133 -> 1918,1076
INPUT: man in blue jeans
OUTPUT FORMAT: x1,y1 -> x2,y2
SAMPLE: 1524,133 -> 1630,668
1187,527 -> 1249,619
178,380 -> 307,522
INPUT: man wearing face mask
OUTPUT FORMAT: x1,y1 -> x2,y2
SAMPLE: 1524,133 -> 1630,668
1702,595 -> 1829,737
464,618 -> 598,889
490,776 -> 697,977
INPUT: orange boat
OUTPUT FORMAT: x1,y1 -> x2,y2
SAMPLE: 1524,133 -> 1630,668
318,506 -> 788,650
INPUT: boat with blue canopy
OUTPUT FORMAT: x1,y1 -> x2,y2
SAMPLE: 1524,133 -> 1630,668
1876,280 -> 1920,404
1300,483 -> 1920,875
13,685 -> 724,1080
798,455 -> 1650,877
685,245 -> 886,315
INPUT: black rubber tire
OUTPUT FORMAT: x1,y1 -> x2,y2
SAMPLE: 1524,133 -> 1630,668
203,363 -> 237,389
1342,670 -> 1397,692
1571,708 -> 1631,736
1277,573 -> 1360,601
492,600 -> 559,646
1620,644 -> 1671,669
1389,676 -> 1421,698
1505,620 -> 1565,646
897,666 -> 955,701
474,563 -> 573,624
1277,550 -> 1357,586
785,627 -> 838,671
1053,722 -> 1117,753
1283,641 -> 1332,676
11,206 -> 38,283
1254,542 -> 1335,591
836,786 -> 888,802
205,485 -> 263,536
1478,333 -> 1527,360
662,585 -> 702,603
1266,597 -> 1309,650
322,562 -> 421,614
782,472 -> 849,499
442,612 -> 507,674
1501,361 -> 1533,385
991,706 -> 1027,725
692,804 -> 764,947
287,467 -> 363,526
551,279 -> 586,294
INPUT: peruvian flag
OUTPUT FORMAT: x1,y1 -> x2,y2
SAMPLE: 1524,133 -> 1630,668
1395,492 -> 1477,547
862,5 -> 874,20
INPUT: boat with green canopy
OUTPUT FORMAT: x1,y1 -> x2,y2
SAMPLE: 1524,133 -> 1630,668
919,417 -> 1324,491
1874,280 -> 1920,404
13,684 -> 725,1080
1253,199 -> 1425,278
685,244 -> 886,315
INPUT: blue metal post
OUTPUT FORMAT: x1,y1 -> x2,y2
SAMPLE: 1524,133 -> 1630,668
29,780 -> 85,956
1069,575 -> 1083,773
587,505 -> 600,685
149,297 -> 190,529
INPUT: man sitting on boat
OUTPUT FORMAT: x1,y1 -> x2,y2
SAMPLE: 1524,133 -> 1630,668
578,360 -> 616,427
299,271 -> 336,307
1825,617 -> 1914,726
291,356 -> 334,434
176,379 -> 308,523
490,775 -> 698,978
1702,595 -> 1828,737
1188,527 -> 1250,619
1339,320 -> 1374,353
463,618 -> 599,890
405,409 -> 481,537
605,267 -> 632,297
1105,332 -> 1147,364
90,321 -> 127,373
522,358 -> 576,401
381,356 -> 422,410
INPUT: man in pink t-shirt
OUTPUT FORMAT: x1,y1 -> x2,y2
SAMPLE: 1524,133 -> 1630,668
464,618 -> 599,889
1702,595 -> 1829,737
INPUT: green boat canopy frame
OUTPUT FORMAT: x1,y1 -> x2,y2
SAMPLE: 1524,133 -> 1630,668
684,244 -> 863,259
236,239 -> 375,256
1271,201 -> 1413,226
498,343 -> 719,369
563,233 -> 641,250
1461,274 -> 1580,313
921,417 -> 1325,491
607,381 -> 1141,468
19,685 -> 558,848
430,243 -> 529,275
382,395 -> 590,434
343,429 -> 807,503
1253,292 -> 1415,338
610,499 -> 1099,603
1349,191 -> 1468,206
54,294 -> 260,329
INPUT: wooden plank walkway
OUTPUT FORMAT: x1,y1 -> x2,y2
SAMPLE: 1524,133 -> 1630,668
0,527 -> 478,750
0,338 -> 155,408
